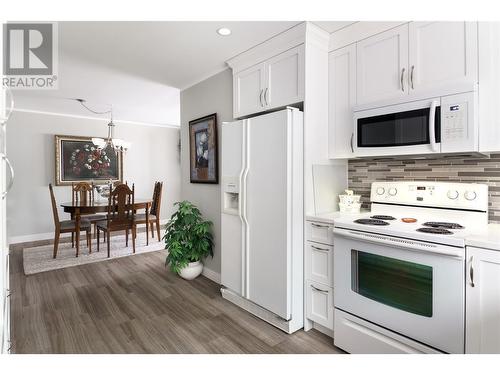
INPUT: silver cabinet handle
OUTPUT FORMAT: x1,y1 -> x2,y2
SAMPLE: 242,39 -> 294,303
259,89 -> 263,107
1,153 -> 14,199
350,133 -> 354,153
469,256 -> 475,287
401,67 -> 406,92
311,285 -> 329,293
311,223 -> 329,228
264,88 -> 269,106
311,245 -> 329,252
410,65 -> 415,90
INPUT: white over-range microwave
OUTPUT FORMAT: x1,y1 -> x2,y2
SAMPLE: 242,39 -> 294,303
352,87 -> 478,157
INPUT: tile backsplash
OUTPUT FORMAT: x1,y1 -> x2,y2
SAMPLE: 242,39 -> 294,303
348,153 -> 500,223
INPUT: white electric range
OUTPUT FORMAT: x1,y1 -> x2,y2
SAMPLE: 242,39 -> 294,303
333,181 -> 489,354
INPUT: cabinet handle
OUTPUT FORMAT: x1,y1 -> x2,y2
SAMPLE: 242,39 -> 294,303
350,133 -> 354,153
400,67 -> 406,92
410,65 -> 415,89
1,153 -> 14,199
311,285 -> 329,293
469,256 -> 475,287
264,88 -> 269,106
311,223 -> 328,228
259,89 -> 264,107
311,245 -> 329,252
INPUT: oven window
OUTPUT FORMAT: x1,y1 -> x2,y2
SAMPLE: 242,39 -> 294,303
351,250 -> 433,317
357,107 -> 441,147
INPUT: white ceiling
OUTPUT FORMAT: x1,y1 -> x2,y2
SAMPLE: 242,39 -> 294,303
59,21 -> 300,90
13,21 -> 301,126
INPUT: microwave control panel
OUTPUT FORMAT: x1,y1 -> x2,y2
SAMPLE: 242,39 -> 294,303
440,91 -> 477,153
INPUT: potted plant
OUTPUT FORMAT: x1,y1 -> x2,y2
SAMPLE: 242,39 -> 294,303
163,200 -> 213,280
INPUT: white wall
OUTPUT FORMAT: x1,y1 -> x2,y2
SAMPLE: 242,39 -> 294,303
6,110 -> 181,242
180,69 -> 232,276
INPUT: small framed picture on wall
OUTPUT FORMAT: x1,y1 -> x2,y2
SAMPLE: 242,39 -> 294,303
189,113 -> 218,184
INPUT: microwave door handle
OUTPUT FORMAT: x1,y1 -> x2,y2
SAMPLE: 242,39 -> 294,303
429,100 -> 439,152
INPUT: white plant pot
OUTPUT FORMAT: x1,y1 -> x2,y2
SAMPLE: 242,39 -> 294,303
178,260 -> 203,280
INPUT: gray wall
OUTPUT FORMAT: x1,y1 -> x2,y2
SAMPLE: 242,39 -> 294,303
6,110 -> 181,240
180,69 -> 233,275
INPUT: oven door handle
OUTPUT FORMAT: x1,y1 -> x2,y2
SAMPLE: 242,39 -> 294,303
429,100 -> 439,152
333,227 -> 464,259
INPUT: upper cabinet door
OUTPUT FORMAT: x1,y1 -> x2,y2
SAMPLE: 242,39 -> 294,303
356,24 -> 409,105
409,22 -> 478,94
265,45 -> 305,110
328,44 -> 356,159
233,62 -> 266,118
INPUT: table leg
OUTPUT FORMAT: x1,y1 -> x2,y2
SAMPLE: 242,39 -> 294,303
75,208 -> 80,257
146,204 -> 149,246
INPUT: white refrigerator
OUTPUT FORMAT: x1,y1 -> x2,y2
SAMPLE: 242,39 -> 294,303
220,107 -> 303,334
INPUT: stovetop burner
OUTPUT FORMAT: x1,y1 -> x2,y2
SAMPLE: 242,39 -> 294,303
370,215 -> 396,221
423,222 -> 465,229
417,227 -> 453,235
354,218 -> 390,226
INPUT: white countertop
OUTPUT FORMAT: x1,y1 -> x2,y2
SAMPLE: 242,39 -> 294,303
465,224 -> 500,251
306,211 -> 500,252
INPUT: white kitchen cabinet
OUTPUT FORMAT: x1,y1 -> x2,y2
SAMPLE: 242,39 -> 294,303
305,242 -> 333,286
233,62 -> 267,118
265,45 -> 304,110
306,280 -> 334,329
306,221 -> 334,245
356,24 -> 409,105
408,22 -> 478,94
328,44 -> 356,159
233,45 -> 305,118
466,246 -> 500,354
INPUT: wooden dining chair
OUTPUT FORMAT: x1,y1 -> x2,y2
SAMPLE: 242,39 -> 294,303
49,183 -> 92,258
97,183 -> 136,258
135,181 -> 163,244
71,182 -> 107,241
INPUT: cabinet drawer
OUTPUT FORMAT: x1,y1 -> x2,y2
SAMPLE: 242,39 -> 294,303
306,221 -> 334,245
306,281 -> 334,329
305,242 -> 333,286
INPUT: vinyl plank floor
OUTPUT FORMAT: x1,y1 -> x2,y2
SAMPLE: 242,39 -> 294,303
9,240 -> 345,354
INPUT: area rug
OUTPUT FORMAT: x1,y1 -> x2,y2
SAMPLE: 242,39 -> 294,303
23,234 -> 166,275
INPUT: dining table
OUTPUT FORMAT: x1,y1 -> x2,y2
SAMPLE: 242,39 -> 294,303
60,198 -> 152,256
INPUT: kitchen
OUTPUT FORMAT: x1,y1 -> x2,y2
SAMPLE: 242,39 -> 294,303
220,20 -> 500,355
1,3 -> 500,373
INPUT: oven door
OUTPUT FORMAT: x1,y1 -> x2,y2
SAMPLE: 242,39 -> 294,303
353,98 -> 441,157
333,227 -> 465,353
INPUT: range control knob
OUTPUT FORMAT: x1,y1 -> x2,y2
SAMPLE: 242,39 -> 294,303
447,190 -> 459,200
388,187 -> 397,196
465,190 -> 477,201
376,187 -> 385,195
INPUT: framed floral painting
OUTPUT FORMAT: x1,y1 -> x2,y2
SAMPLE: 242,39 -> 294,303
189,113 -> 218,184
55,135 -> 123,186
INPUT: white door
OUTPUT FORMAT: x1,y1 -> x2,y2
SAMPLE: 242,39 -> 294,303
466,246 -> 500,354
357,24 -> 409,104
328,44 -> 356,158
265,45 -> 304,110
306,281 -> 334,329
220,120 -> 244,295
409,22 -> 478,95
233,62 -> 266,118
246,110 -> 290,319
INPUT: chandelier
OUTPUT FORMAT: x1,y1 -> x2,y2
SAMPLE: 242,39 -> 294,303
76,99 -> 131,153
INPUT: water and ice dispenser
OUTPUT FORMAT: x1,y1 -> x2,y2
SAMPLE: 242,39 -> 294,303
223,176 -> 239,215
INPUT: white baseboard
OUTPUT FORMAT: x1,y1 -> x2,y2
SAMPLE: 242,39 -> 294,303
9,219 -> 169,245
202,267 -> 221,284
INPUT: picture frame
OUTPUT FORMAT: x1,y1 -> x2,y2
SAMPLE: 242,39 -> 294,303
54,135 -> 123,186
189,113 -> 218,184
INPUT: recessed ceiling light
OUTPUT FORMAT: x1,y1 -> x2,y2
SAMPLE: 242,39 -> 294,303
217,27 -> 231,36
